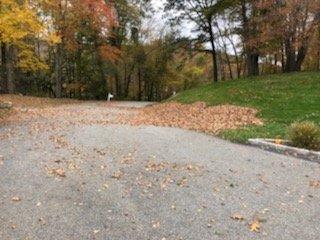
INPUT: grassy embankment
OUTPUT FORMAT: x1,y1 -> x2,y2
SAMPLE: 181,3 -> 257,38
171,72 -> 320,143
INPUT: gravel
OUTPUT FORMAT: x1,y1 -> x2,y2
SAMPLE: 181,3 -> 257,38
0,102 -> 319,240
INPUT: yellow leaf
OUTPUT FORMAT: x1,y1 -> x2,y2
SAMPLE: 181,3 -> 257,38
249,220 -> 261,232
47,32 -> 62,45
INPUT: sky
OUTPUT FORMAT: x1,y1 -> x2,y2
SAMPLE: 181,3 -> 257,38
148,1 -> 239,53
145,0 -> 194,38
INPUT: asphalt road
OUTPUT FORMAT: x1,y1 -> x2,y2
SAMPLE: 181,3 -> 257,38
0,102 -> 319,240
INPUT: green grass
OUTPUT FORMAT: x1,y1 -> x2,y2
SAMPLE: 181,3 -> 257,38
171,71 -> 320,143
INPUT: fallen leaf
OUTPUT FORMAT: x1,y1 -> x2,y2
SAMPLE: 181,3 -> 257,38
12,196 -> 21,202
160,177 -> 172,189
111,170 -> 124,180
274,139 -> 283,145
249,220 -> 261,232
309,180 -> 320,188
177,177 -> 188,187
38,218 -> 46,225
152,221 -> 161,229
52,168 -> 66,177
231,214 -> 245,221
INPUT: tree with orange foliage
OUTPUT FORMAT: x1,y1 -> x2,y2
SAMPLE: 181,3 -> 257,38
41,0 -> 118,98
256,0 -> 320,72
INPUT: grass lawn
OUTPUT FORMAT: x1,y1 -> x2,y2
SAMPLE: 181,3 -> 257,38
171,71 -> 320,143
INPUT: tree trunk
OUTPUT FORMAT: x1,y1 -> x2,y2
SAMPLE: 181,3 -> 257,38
208,19 -> 219,83
95,45 -> 107,97
6,44 -> 14,94
284,39 -> 296,72
138,68 -> 142,101
246,51 -> 259,76
241,0 -> 259,77
225,52 -> 233,80
0,42 -> 7,93
218,51 -> 225,81
284,38 -> 308,72
228,36 -> 241,78
317,50 -> 320,71
208,26 -> 218,83
295,45 -> 308,71
54,44 -> 62,98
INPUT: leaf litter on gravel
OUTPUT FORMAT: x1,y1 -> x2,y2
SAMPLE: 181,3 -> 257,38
2,95 -> 263,136
46,168 -> 66,178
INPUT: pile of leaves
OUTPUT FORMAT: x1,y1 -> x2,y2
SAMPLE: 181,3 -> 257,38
0,95 -> 263,135
118,102 -> 263,134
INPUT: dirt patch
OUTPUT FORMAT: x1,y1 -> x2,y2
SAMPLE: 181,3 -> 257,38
117,102 -> 263,134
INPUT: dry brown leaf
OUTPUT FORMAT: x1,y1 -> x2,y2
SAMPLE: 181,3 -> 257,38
115,102 -> 263,135
49,168 -> 66,177
12,196 -> 21,202
38,218 -> 46,225
231,214 -> 245,221
274,139 -> 283,145
177,177 -> 188,187
160,177 -> 172,190
249,220 -> 261,232
309,180 -> 320,188
111,170 -> 124,180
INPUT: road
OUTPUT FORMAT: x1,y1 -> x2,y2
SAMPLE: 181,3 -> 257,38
0,102 -> 319,240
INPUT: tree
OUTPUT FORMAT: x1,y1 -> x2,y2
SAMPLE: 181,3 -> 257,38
41,0 -> 117,98
256,0 -> 320,72
164,0 -> 232,83
239,0 -> 260,76
109,0 -> 151,97
0,0 -> 46,93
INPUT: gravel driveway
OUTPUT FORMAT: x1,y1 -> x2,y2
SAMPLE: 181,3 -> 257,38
0,102 -> 319,240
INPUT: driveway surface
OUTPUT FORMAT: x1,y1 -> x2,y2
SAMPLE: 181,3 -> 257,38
0,102 -> 319,240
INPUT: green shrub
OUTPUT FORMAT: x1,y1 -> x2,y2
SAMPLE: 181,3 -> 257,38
287,121 -> 320,151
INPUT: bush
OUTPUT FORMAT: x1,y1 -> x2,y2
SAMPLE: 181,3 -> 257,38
287,121 -> 320,151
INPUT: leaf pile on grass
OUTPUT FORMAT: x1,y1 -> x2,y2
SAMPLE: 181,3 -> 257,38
119,102 -> 263,134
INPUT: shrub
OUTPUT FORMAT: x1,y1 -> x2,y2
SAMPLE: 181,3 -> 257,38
287,121 -> 320,151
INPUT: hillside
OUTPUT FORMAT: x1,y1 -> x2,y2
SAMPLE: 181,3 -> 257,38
171,72 -> 320,143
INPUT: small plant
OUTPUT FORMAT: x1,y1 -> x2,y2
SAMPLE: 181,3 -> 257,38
287,121 -> 320,151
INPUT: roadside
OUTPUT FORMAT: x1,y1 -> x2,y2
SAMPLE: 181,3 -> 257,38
0,100 -> 319,240
0,95 -> 263,136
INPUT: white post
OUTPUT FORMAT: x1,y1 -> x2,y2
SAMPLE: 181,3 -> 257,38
107,93 -> 114,102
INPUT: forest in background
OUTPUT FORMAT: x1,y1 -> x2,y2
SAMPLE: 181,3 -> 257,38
0,0 -> 320,101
